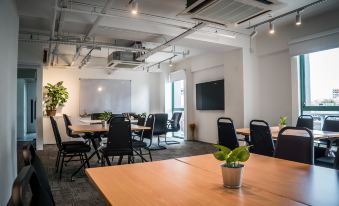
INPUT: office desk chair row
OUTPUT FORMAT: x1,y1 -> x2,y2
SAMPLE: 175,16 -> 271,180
217,116 -> 339,169
8,144 -> 55,206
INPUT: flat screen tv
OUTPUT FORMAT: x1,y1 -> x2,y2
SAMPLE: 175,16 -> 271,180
196,79 -> 224,110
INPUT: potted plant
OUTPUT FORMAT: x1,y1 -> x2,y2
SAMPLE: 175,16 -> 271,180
44,81 -> 69,116
99,111 -> 112,127
213,145 -> 250,188
279,116 -> 287,130
189,123 -> 196,139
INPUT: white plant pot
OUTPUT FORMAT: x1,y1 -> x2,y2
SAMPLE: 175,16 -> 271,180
220,163 -> 244,189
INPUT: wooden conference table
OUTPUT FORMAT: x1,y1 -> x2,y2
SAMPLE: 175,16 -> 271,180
86,154 -> 339,205
236,126 -> 339,140
68,123 -> 150,179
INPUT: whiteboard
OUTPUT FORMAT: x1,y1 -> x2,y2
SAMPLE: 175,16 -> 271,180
79,79 -> 131,114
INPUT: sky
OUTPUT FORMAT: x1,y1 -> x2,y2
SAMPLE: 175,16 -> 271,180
308,47 -> 339,104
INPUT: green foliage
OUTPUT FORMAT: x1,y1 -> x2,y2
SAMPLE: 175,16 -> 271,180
99,111 -> 112,121
44,81 -> 69,110
279,116 -> 287,126
139,112 -> 147,117
213,145 -> 250,168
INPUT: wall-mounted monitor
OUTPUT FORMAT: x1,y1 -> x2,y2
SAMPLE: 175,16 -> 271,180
196,79 -> 224,110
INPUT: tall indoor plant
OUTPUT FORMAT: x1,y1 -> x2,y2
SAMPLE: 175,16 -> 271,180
213,145 -> 250,188
44,81 -> 69,116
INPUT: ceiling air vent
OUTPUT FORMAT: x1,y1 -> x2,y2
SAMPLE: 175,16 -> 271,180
107,51 -> 144,69
180,0 -> 283,26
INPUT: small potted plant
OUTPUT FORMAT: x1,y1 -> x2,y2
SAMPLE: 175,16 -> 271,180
99,111 -> 112,127
44,81 -> 69,116
213,145 -> 250,188
279,116 -> 287,130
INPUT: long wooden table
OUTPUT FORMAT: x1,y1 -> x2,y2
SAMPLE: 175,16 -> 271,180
86,154 -> 339,205
68,124 -> 150,133
236,126 -> 339,140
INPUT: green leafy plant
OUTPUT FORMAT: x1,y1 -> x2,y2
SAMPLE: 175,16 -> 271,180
99,111 -> 112,121
44,81 -> 69,111
213,145 -> 250,168
279,116 -> 287,126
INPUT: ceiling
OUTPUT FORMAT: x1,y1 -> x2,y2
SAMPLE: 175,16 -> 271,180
16,0 -> 339,69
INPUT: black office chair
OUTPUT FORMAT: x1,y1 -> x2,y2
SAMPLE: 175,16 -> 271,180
50,116 -> 91,179
22,144 -> 55,205
320,116 -> 339,148
316,139 -> 339,169
166,112 -> 182,145
132,116 -> 146,140
132,116 -> 153,162
275,127 -> 314,165
10,166 -> 55,206
63,114 -> 83,139
250,120 -> 275,157
151,113 -> 168,150
217,117 -> 239,150
100,117 -> 134,166
296,115 -> 314,130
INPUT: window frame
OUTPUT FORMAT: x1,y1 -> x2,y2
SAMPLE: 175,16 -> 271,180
299,54 -> 339,113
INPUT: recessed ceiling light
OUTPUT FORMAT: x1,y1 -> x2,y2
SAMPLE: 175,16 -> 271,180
269,22 -> 275,34
296,11 -> 301,26
130,0 -> 138,15
97,87 -> 103,92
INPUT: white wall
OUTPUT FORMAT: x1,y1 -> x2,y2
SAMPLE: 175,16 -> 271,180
42,68 -> 165,144
174,49 -> 247,143
254,8 -> 339,126
0,0 -> 18,204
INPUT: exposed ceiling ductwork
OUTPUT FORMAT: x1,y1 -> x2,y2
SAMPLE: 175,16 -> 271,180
179,0 -> 283,26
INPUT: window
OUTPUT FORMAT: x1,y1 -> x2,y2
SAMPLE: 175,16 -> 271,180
300,47 -> 339,127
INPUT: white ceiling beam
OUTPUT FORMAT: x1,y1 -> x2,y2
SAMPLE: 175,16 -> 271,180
71,0 -> 114,66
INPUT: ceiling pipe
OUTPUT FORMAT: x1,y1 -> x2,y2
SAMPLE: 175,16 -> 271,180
50,0 -> 67,66
136,22 -> 206,61
70,0 -> 114,66
19,38 -> 186,56
247,0 -> 327,29
47,0 -> 58,66
55,6 -> 246,37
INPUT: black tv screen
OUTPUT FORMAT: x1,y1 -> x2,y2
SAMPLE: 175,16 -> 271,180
196,80 -> 224,110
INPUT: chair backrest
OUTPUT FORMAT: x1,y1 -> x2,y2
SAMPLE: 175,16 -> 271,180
22,144 -> 55,205
250,120 -> 275,157
296,115 -> 314,130
10,166 -> 55,206
275,127 -> 314,165
170,112 -> 182,130
153,113 -> 168,135
63,114 -> 73,137
322,116 -> 339,132
50,116 -> 63,150
137,117 -> 146,126
217,117 -> 239,150
142,114 -> 155,139
105,117 -> 133,152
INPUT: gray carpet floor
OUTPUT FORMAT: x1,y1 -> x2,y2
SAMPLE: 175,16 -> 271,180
18,139 -> 215,206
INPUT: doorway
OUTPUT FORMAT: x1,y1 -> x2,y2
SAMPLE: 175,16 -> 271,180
17,69 -> 37,141
171,80 -> 185,138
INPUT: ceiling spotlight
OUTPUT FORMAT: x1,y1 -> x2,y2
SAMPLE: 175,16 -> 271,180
169,59 -> 173,67
269,22 -> 275,34
129,0 -> 138,15
296,11 -> 301,26
250,27 -> 257,39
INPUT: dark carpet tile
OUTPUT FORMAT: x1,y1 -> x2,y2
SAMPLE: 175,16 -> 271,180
17,138 -> 215,206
